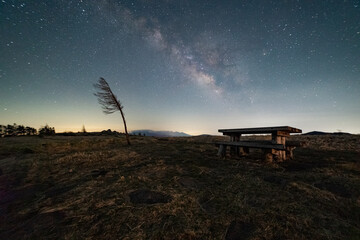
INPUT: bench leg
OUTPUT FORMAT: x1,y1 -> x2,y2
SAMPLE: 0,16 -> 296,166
239,147 -> 249,156
263,149 -> 273,163
230,146 -> 236,156
217,144 -> 227,158
286,147 -> 295,160
271,134 -> 287,161
277,150 -> 286,162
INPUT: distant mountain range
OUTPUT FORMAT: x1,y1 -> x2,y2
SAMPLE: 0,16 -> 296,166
303,131 -> 351,136
131,130 -> 191,137
131,129 -> 191,137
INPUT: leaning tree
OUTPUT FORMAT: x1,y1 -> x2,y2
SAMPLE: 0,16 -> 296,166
94,77 -> 131,145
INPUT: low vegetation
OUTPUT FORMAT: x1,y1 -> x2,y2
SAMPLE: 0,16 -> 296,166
0,135 -> 359,239
0,123 -> 38,137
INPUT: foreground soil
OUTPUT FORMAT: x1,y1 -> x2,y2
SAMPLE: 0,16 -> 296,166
0,135 -> 359,239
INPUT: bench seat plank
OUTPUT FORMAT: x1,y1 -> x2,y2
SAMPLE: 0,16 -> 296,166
221,140 -> 304,147
215,141 -> 285,150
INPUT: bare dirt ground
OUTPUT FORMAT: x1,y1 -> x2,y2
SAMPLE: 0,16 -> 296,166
0,134 -> 359,239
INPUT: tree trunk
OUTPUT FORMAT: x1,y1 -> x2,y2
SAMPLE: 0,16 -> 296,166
119,109 -> 131,145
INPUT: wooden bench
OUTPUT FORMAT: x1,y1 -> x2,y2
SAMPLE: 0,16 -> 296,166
216,126 -> 302,162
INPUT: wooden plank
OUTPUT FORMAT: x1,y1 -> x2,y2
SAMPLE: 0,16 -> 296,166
215,141 -> 285,150
274,131 -> 290,137
237,140 -> 304,148
270,133 -> 284,161
218,126 -> 302,134
278,136 -> 286,161
271,134 -> 282,145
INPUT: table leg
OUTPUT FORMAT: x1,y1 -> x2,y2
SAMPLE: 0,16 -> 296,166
272,132 -> 287,161
217,144 -> 227,157
280,136 -> 286,161
264,149 -> 274,163
239,147 -> 249,156
230,134 -> 241,157
286,146 -> 295,160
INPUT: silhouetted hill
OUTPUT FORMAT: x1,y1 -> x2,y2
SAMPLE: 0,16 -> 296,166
195,134 -> 213,137
131,130 -> 191,137
303,131 -> 327,135
303,131 -> 351,136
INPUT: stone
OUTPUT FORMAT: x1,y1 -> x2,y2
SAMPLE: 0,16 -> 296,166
225,220 -> 255,240
177,177 -> 200,190
129,189 -> 172,204
91,169 -> 108,178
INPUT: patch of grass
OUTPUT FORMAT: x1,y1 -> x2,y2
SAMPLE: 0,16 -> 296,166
0,135 -> 359,239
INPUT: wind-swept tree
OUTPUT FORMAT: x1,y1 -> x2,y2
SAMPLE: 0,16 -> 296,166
94,77 -> 131,145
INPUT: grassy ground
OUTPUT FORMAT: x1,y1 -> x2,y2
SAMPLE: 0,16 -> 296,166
0,135 -> 359,239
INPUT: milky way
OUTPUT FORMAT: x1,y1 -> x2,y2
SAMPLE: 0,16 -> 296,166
1,1 -> 359,134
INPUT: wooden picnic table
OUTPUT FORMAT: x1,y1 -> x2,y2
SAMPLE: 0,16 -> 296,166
217,126 -> 302,162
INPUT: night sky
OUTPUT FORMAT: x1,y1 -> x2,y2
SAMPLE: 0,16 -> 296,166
1,0 -> 359,135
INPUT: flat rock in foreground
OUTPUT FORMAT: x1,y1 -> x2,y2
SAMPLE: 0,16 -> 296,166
129,189 -> 172,204
177,176 -> 202,190
225,220 -> 255,240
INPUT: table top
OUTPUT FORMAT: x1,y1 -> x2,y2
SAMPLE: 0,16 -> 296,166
218,126 -> 302,134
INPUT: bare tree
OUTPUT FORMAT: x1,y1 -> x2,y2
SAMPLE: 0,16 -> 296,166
81,124 -> 87,133
94,77 -> 131,145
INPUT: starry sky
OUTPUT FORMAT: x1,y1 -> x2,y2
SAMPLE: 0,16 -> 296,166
1,0 -> 360,135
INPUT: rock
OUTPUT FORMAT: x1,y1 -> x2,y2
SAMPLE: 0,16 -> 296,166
91,169 -> 108,178
225,220 -> 255,240
263,175 -> 287,186
177,177 -> 200,190
129,189 -> 172,204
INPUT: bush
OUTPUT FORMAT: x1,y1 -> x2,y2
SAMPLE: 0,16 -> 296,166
39,124 -> 55,136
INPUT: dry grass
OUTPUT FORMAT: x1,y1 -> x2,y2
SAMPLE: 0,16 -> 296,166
0,135 -> 359,239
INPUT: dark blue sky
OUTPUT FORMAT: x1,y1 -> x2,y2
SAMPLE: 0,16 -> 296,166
1,0 -> 359,134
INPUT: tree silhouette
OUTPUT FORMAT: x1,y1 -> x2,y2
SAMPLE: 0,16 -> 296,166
39,124 -> 55,136
0,125 -> 4,137
17,125 -> 25,135
81,124 -> 87,133
25,126 -> 37,135
0,124 -> 37,137
6,124 -> 15,136
94,77 -> 131,145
